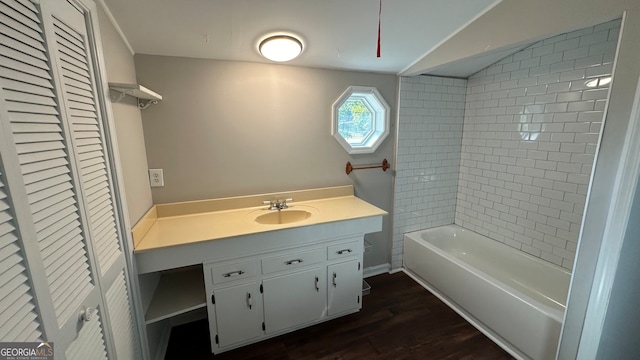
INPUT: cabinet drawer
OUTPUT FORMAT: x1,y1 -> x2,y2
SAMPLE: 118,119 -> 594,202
210,260 -> 256,284
328,240 -> 362,260
261,248 -> 324,274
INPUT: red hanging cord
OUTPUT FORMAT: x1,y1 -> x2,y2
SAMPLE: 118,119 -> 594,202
377,0 -> 382,57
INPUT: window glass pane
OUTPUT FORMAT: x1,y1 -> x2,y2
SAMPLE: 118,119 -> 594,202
337,99 -> 373,145
332,86 -> 389,154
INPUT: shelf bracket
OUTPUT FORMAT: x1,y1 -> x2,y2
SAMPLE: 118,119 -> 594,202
110,90 -> 130,103
108,82 -> 163,110
138,99 -> 159,110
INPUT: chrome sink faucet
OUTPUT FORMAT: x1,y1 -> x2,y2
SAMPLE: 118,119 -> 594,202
262,198 -> 293,210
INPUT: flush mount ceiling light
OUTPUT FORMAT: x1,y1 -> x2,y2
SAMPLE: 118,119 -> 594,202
258,35 -> 303,62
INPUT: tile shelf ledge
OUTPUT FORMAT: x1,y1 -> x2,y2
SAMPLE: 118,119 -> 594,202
108,82 -> 163,109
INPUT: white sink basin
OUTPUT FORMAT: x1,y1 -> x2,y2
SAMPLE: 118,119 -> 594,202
248,206 -> 318,225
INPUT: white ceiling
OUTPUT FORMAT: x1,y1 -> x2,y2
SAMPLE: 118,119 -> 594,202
102,0 -> 499,75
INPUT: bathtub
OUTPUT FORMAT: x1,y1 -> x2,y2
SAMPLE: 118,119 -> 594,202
403,225 -> 570,360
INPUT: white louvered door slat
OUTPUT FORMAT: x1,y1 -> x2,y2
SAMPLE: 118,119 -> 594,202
0,66 -> 52,89
0,169 -> 43,342
50,12 -> 121,276
0,57 -> 50,79
5,93 -> 57,109
0,12 -> 41,40
0,24 -> 42,52
10,0 -> 37,13
106,271 -> 141,359
0,0 -> 39,22
0,79 -> 54,98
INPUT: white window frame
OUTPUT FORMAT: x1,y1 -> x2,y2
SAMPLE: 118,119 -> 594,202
331,86 -> 390,154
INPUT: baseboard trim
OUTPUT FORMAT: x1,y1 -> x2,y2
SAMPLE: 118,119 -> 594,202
363,263 -> 391,278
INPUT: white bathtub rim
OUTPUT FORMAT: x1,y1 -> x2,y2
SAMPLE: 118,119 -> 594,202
412,225 -> 571,274
409,236 -> 565,323
404,228 -> 566,322
401,268 -> 528,360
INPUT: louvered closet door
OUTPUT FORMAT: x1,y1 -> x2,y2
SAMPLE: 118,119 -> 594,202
40,0 -> 140,358
0,0 -> 140,358
0,0 -> 105,355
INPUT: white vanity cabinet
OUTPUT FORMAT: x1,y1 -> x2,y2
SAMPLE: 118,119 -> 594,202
262,266 -> 327,333
133,189 -> 386,356
328,259 -> 362,316
211,281 -> 263,348
203,236 -> 363,354
205,260 -> 263,349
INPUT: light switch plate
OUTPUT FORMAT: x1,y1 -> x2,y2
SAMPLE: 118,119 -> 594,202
149,169 -> 164,187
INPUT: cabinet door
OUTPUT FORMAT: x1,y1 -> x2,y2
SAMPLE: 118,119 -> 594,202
213,282 -> 263,348
262,267 -> 326,334
328,260 -> 362,316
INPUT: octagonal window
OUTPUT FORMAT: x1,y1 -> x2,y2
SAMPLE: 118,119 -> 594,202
332,86 -> 390,154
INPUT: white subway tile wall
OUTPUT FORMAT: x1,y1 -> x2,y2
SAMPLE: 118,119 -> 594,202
455,20 -> 621,270
392,76 -> 467,269
392,20 -> 620,271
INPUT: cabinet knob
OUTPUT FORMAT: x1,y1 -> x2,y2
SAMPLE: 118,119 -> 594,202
314,276 -> 319,292
337,249 -> 353,255
333,272 -> 337,287
246,292 -> 252,310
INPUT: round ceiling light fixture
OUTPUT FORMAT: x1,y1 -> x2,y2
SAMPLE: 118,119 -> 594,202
258,34 -> 303,62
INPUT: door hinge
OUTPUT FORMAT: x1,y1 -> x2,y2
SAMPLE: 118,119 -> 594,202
211,294 -> 215,304
358,262 -> 361,271
260,284 -> 263,293
262,322 -> 265,331
215,335 -> 219,344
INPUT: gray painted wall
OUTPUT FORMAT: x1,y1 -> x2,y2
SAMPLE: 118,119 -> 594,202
135,55 -> 397,268
97,6 -> 159,360
98,7 -> 153,224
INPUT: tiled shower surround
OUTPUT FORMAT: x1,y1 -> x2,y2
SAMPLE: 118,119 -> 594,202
392,76 -> 467,268
393,20 -> 620,270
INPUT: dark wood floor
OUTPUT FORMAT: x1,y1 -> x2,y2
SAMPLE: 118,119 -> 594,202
165,272 -> 513,359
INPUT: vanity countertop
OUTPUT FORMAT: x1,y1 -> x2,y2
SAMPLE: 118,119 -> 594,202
133,186 -> 387,253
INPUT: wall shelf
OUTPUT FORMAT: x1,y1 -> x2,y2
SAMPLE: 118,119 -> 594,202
109,82 -> 163,110
145,266 -> 206,324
